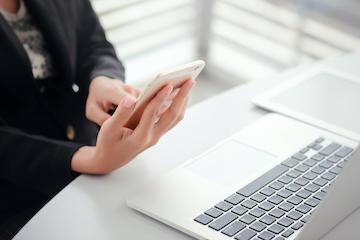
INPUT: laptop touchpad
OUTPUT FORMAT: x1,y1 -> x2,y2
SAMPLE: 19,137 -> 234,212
186,140 -> 277,188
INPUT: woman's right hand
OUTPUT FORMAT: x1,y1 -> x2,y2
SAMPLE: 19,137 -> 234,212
71,79 -> 195,174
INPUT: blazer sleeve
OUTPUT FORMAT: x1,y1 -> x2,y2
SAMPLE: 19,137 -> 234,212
0,123 -> 83,196
76,0 -> 125,82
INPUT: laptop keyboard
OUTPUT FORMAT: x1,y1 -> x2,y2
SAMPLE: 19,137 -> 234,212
194,138 -> 354,240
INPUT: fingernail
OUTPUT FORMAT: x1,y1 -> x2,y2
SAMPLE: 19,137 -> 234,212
163,85 -> 173,97
122,95 -> 136,109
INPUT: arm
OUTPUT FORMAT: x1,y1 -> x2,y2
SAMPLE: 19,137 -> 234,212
76,0 -> 125,82
75,0 -> 142,126
72,80 -> 195,174
0,124 -> 83,196
0,80 -> 193,197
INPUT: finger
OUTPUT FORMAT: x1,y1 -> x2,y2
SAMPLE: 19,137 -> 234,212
169,88 -> 180,100
123,84 -> 141,99
133,85 -> 173,140
157,100 -> 172,116
107,84 -> 136,107
167,97 -> 189,130
87,103 -> 112,126
154,80 -> 194,134
108,95 -> 137,131
134,88 -> 142,99
155,88 -> 180,116
119,128 -> 134,140
155,96 -> 188,140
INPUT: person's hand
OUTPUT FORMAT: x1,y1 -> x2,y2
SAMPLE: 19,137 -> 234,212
71,79 -> 195,174
86,76 -> 142,126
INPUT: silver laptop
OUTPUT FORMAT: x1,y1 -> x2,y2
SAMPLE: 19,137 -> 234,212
127,70 -> 360,240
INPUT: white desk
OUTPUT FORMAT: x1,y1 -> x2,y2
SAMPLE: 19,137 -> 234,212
14,54 -> 360,240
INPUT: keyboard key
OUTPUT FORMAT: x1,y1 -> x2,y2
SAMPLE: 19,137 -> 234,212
241,200 -> 257,209
313,191 -> 326,200
328,155 -> 341,163
215,201 -> 233,211
295,204 -> 312,214
313,144 -> 323,151
282,158 -> 299,168
269,181 -> 284,190
286,170 -> 301,178
249,208 -> 266,218
319,160 -> 333,169
320,143 -> 341,156
321,172 -> 336,181
300,147 -> 310,154
277,217 -> 294,227
286,183 -> 301,192
301,215 -> 311,223
250,222 -> 266,232
278,202 -> 294,212
304,198 -> 320,207
337,161 -> 346,168
274,237 -> 285,240
329,166 -> 342,175
282,229 -> 294,238
268,195 -> 284,205
221,221 -> 246,237
315,137 -> 324,143
209,212 -> 238,231
303,159 -> 317,167
305,183 -> 320,193
311,166 -> 326,174
307,142 -> 317,148
296,189 -> 311,199
287,210 -> 303,221
258,231 -> 275,240
268,224 -> 285,234
292,153 -> 307,161
335,146 -> 353,158
237,165 -> 288,197
240,214 -> 256,224
205,208 -> 223,218
232,206 -> 248,216
303,171 -> 317,180
259,202 -> 275,211
295,164 -> 309,173
287,196 -> 303,205
311,153 -> 325,161
260,187 -> 276,196
294,177 -> 309,186
278,176 -> 292,184
235,229 -> 257,240
251,193 -> 267,203
322,185 -> 330,193
313,177 -> 328,187
260,215 -> 276,225
269,208 -> 285,218
277,189 -> 292,198
291,221 -> 304,230
195,214 -> 213,225
225,194 -> 245,205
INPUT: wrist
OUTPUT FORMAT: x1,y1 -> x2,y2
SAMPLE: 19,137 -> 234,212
71,146 -> 98,174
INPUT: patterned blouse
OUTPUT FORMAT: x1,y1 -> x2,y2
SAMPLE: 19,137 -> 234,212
0,0 -> 54,79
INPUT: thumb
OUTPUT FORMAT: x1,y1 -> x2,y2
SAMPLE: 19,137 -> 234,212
110,95 -> 136,129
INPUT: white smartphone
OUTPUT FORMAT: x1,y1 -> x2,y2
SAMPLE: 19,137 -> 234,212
125,60 -> 206,129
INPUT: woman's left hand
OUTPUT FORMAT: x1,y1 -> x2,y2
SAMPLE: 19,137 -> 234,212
86,76 -> 141,126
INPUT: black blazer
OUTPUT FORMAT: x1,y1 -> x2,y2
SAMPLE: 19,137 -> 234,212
0,0 -> 124,236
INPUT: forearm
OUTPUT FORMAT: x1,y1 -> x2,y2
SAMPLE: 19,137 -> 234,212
71,146 -> 101,174
77,0 -> 125,83
0,126 -> 82,195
